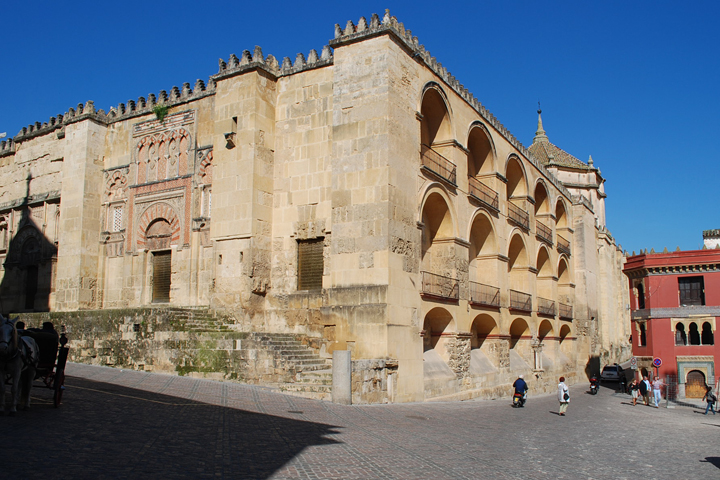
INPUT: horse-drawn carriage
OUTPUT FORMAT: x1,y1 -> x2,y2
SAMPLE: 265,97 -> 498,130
0,315 -> 69,413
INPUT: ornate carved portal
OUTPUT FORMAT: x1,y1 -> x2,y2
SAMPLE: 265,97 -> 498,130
146,219 -> 172,303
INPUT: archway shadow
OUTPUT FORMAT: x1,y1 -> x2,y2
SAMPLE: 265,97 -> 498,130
0,173 -> 57,315
2,376 -> 342,479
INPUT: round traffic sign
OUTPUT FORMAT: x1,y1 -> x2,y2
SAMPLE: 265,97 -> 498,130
630,357 -> 637,368
653,357 -> 662,368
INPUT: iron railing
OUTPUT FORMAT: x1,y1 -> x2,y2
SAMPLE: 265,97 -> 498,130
538,296 -> 556,316
559,302 -> 573,319
509,289 -> 532,312
536,220 -> 553,245
421,271 -> 459,300
558,234 -> 571,255
468,177 -> 499,211
508,202 -> 529,230
421,144 -> 457,186
469,281 -> 501,307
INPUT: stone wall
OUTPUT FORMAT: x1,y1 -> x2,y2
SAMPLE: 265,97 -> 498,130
23,308 -> 313,384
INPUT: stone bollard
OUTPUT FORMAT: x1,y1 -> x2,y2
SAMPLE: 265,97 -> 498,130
332,350 -> 352,405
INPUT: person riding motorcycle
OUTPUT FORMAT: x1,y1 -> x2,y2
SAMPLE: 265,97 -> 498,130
512,375 -> 528,407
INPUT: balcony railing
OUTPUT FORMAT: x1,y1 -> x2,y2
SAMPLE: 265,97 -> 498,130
557,234 -> 571,255
538,297 -> 556,316
508,202 -> 529,230
469,281 -> 500,307
468,177 -> 499,212
509,289 -> 532,312
536,220 -> 553,245
421,144 -> 457,186
559,302 -> 573,320
421,271 -> 459,301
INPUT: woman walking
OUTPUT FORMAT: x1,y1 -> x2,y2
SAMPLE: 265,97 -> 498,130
558,376 -> 569,416
628,378 -> 639,406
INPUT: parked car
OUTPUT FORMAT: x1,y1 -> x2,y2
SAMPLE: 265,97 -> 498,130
600,364 -> 621,381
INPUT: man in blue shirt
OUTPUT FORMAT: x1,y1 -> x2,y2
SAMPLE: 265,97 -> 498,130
513,375 -> 528,396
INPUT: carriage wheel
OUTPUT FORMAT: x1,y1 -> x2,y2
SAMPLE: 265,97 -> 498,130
53,370 -> 65,408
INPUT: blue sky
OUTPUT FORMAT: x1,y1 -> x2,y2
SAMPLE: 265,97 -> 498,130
1,1 -> 718,254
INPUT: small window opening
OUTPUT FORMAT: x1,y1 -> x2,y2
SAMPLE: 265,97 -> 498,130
297,238 -> 324,291
639,322 -> 647,347
636,283 -> 645,309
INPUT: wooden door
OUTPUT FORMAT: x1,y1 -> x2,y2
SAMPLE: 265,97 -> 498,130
686,370 -> 706,398
152,251 -> 171,303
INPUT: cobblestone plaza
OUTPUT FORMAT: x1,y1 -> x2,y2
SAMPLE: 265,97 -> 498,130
3,364 -> 718,479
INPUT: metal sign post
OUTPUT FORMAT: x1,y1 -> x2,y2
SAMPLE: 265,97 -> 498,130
653,357 -> 662,378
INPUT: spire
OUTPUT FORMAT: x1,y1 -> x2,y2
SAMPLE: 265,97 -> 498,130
533,103 -> 549,144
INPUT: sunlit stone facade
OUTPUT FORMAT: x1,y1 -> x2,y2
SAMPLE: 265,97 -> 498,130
0,10 -> 630,402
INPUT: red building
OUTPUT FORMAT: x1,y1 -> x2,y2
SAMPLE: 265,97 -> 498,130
624,249 -> 719,398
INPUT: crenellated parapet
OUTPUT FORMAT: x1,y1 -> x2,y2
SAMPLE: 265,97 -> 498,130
331,9 -> 576,204
104,78 -> 215,123
14,100 -> 104,143
11,79 -> 216,145
214,44 -> 333,82
0,138 -> 16,158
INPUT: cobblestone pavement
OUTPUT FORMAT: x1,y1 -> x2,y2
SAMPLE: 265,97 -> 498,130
3,363 -> 719,479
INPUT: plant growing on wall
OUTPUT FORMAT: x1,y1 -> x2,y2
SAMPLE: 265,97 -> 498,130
153,104 -> 169,122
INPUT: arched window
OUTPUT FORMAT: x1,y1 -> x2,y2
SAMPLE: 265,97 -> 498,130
555,200 -> 568,229
559,324 -> 571,344
420,87 -> 451,147
467,124 -> 494,176
701,322 -> 714,345
689,322 -> 700,345
470,314 -> 497,349
675,323 -> 687,346
509,318 -> 529,350
422,308 -> 454,357
538,320 -> 554,342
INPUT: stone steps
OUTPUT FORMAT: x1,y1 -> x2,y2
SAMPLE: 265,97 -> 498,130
250,333 -> 332,400
167,307 -> 235,332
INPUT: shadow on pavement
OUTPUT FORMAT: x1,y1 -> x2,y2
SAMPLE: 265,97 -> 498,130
702,457 -> 720,469
2,376 -> 341,479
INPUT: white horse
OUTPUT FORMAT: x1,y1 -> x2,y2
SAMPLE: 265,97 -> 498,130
0,315 -> 39,415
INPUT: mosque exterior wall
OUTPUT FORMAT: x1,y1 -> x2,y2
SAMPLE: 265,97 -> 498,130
0,10 -> 631,403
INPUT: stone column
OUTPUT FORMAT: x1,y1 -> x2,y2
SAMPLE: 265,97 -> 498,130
532,337 -> 544,371
332,350 -> 352,405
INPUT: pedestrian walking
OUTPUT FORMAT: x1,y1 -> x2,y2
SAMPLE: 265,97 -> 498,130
639,375 -> 651,405
557,376 -> 569,416
651,376 -> 664,408
628,378 -> 639,406
702,385 -> 717,415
